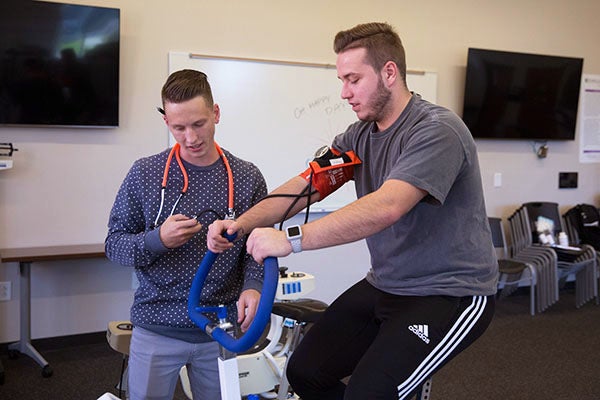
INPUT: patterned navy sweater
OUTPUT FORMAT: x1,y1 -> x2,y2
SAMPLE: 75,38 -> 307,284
105,147 -> 267,342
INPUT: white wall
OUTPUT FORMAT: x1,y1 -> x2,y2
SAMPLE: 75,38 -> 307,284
1,0 -> 599,342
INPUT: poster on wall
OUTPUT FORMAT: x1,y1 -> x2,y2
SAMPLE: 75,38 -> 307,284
579,74 -> 600,163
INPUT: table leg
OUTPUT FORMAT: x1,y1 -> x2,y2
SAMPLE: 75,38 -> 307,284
7,261 -> 53,377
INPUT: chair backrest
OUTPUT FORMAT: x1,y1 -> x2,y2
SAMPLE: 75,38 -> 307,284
488,217 -> 509,259
508,209 -> 527,255
522,202 -> 563,243
563,210 -> 581,245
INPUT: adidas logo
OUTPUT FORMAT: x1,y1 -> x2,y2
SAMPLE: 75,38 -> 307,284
408,324 -> 430,344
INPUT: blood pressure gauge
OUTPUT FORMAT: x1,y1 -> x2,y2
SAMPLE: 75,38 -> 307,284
314,145 -> 333,160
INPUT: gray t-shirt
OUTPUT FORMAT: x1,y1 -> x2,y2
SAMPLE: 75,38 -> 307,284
333,94 -> 498,297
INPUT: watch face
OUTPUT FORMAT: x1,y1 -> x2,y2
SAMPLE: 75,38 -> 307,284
288,226 -> 301,236
314,145 -> 330,159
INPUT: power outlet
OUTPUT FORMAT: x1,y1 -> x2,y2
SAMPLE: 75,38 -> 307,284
0,281 -> 12,301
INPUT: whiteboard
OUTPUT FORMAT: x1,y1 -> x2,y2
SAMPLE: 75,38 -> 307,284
168,51 -> 437,211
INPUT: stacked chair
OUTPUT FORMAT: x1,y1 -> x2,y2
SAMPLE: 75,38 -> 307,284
488,217 -> 537,315
507,211 -> 559,313
563,203 -> 600,298
508,202 -> 597,310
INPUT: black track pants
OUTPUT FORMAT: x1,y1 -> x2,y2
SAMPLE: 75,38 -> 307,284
286,279 -> 495,400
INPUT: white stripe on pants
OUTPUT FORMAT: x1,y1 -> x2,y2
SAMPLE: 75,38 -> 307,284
397,295 -> 488,399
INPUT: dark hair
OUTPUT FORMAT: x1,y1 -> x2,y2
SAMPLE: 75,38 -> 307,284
161,69 -> 214,106
333,22 -> 407,85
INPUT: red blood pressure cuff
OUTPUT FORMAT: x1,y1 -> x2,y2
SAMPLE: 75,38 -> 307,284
299,148 -> 361,200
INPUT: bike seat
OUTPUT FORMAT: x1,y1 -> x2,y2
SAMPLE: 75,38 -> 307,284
271,299 -> 328,323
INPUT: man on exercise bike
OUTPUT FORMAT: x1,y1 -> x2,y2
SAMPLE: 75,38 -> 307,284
208,22 -> 497,400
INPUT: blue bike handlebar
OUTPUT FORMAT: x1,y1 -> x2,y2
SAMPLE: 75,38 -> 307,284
188,233 -> 279,353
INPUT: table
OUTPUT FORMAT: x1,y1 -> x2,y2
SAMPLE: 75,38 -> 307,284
0,244 -> 106,379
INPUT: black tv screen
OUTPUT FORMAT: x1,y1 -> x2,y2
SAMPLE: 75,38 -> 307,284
462,48 -> 583,141
0,0 -> 120,128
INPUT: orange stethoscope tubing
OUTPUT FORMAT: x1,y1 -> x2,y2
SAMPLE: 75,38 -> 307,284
215,142 -> 235,218
152,142 -> 235,228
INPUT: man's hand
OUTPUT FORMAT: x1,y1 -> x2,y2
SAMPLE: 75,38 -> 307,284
237,289 -> 260,332
246,227 -> 293,265
159,214 -> 203,249
207,219 -> 243,252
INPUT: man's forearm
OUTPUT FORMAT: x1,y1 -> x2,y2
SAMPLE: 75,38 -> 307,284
236,176 -> 319,234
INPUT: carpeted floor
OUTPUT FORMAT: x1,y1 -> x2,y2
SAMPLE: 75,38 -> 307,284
1,286 -> 599,399
434,287 -> 600,399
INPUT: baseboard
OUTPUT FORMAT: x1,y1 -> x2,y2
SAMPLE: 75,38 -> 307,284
0,331 -> 106,354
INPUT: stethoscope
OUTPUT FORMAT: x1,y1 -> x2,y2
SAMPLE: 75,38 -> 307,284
152,141 -> 235,229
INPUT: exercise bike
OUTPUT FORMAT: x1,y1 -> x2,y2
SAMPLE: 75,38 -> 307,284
187,234 -> 327,400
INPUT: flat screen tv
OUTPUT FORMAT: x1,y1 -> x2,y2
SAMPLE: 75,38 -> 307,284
462,48 -> 583,141
0,0 -> 120,128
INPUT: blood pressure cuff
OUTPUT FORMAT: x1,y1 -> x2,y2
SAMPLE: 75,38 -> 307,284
299,148 -> 361,200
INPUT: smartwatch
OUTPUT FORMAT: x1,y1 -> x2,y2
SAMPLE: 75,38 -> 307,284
285,225 -> 303,253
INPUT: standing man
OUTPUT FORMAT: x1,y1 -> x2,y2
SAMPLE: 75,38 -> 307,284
106,69 -> 267,400
208,22 -> 497,399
